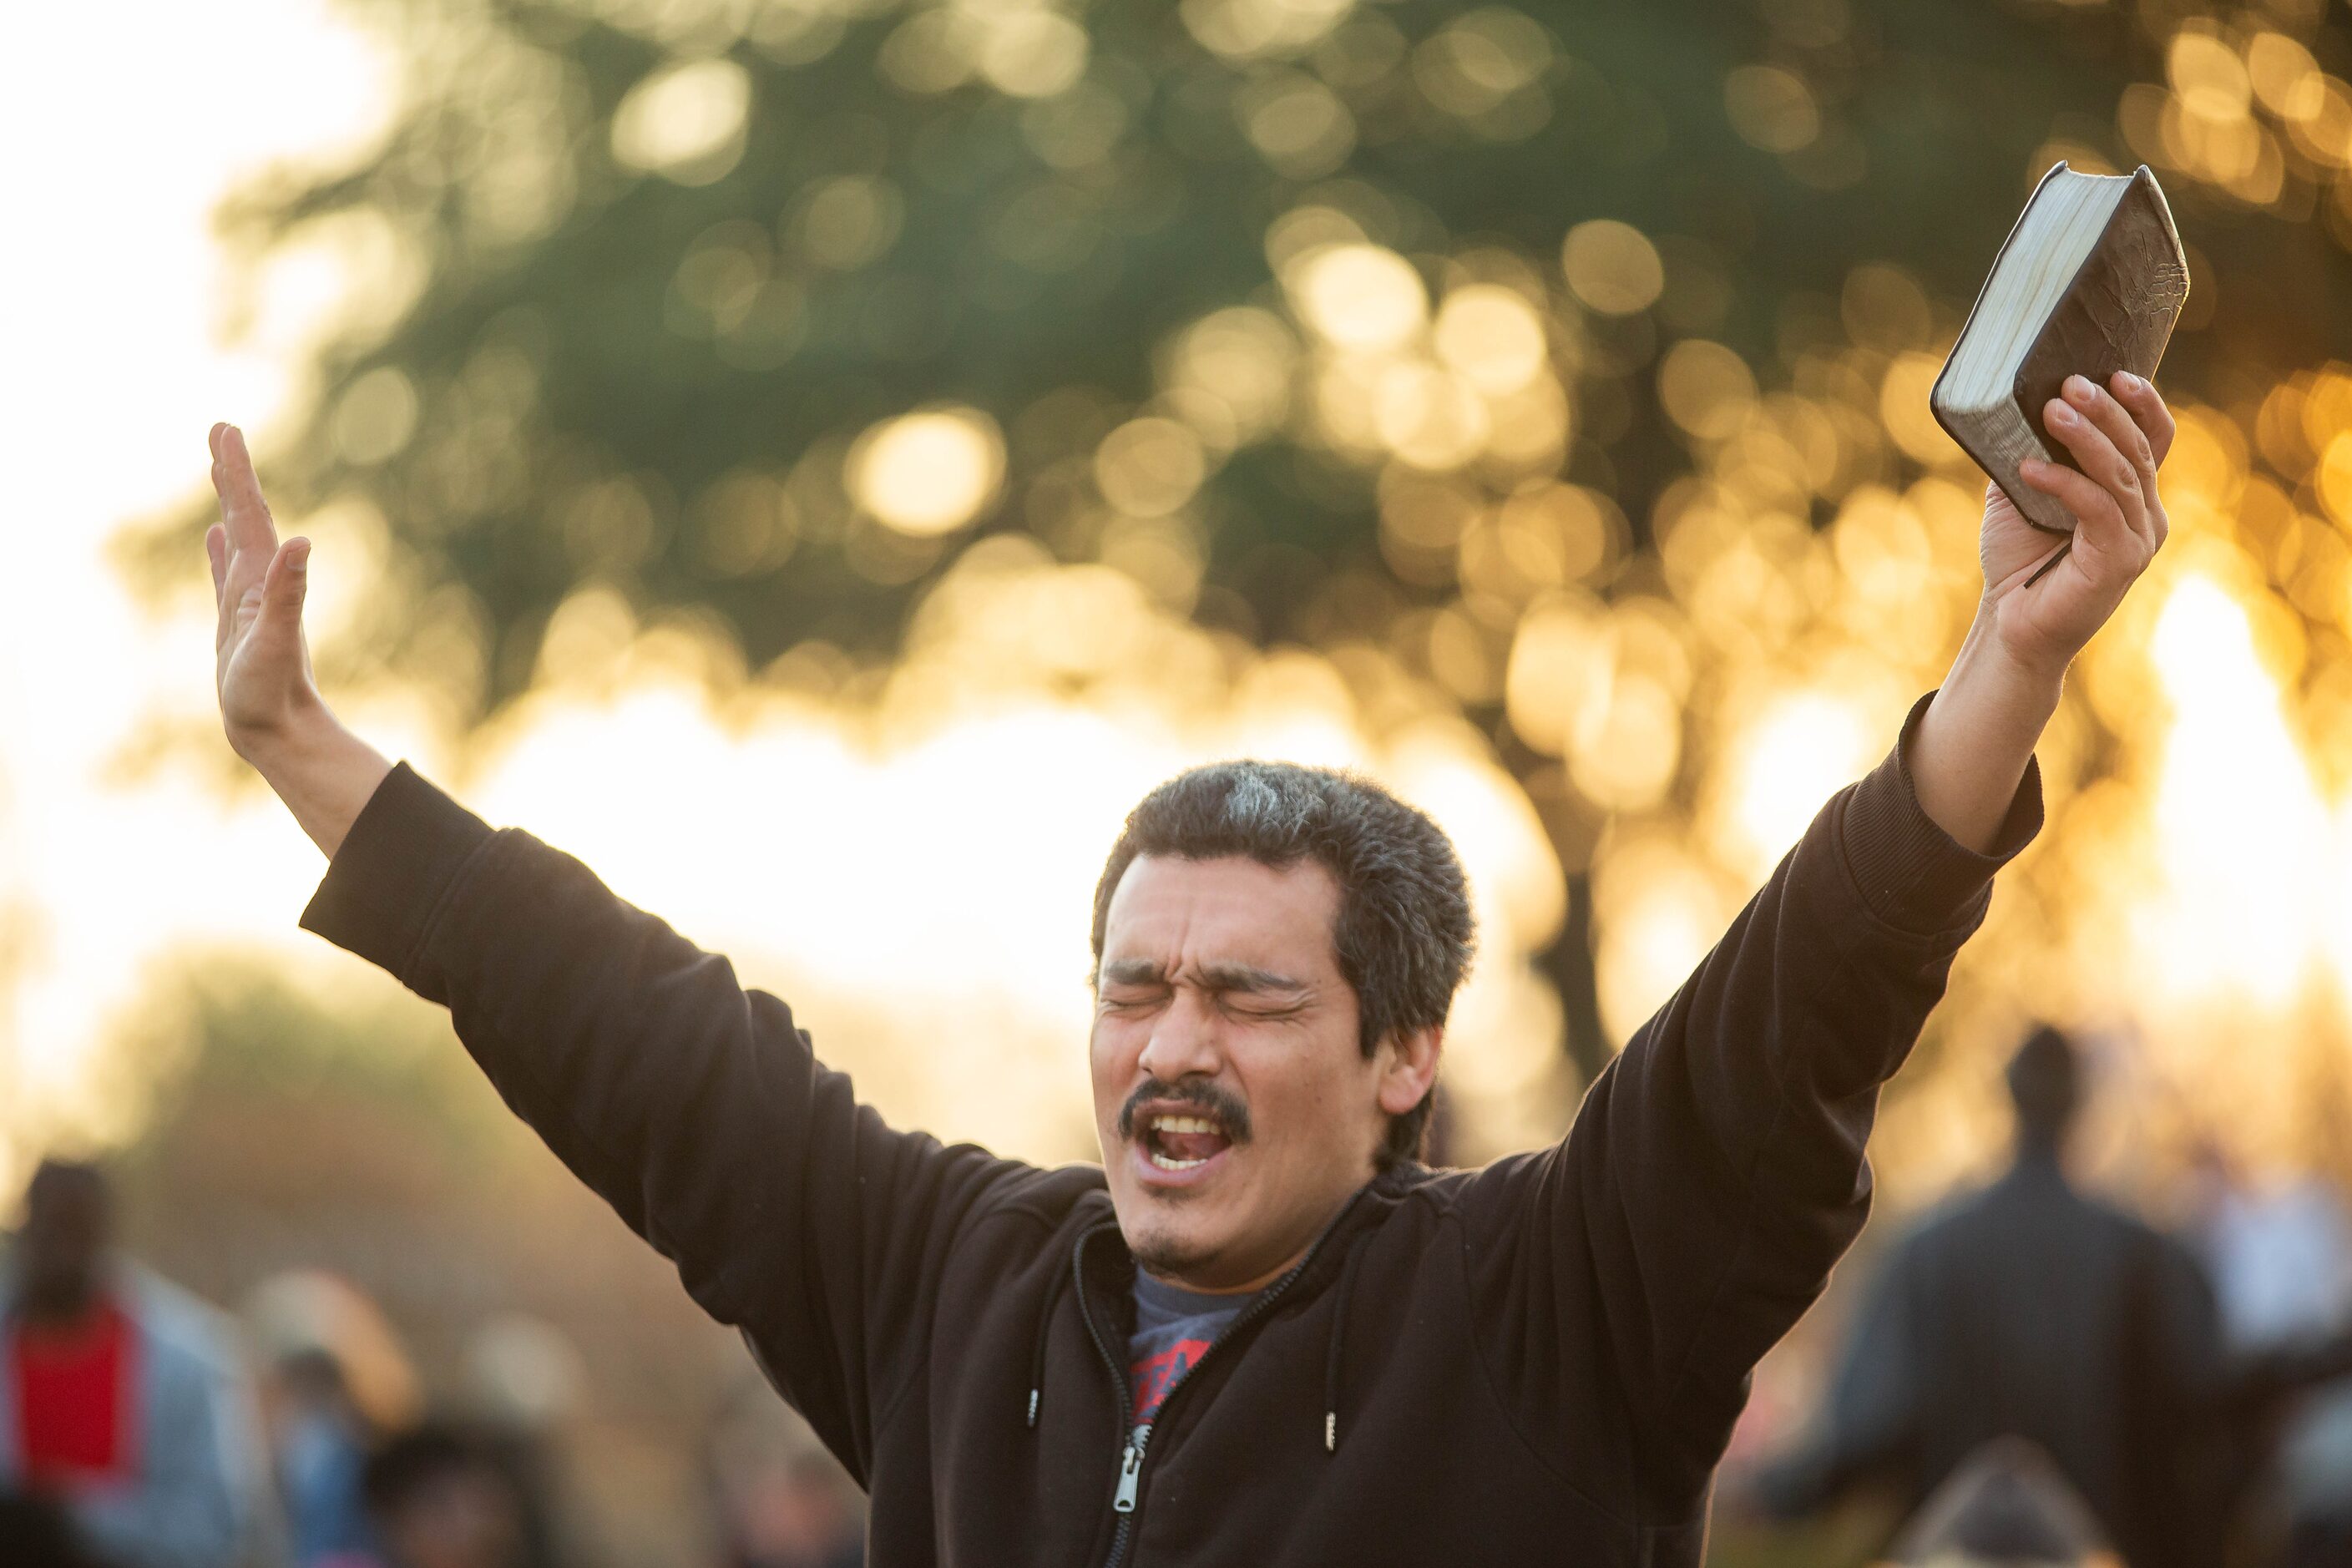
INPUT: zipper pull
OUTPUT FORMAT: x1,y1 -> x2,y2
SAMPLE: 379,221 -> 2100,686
1112,1424 -> 1151,1513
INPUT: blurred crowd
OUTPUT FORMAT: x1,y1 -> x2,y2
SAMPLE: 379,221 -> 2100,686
20,1024 -> 2352,1565
1721,1025 -> 2352,1566
0,1161 -> 864,1568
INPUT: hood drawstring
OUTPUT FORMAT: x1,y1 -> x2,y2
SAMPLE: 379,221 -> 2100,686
1322,1236 -> 1368,1454
1026,1249 -> 1070,1429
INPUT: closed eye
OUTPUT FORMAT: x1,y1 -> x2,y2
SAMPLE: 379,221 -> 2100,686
1220,997 -> 1308,1022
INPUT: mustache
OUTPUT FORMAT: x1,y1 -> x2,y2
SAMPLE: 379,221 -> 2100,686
1117,1078 -> 1253,1146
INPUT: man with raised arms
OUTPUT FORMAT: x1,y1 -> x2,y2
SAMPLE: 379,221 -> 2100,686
203,368 -> 2173,1562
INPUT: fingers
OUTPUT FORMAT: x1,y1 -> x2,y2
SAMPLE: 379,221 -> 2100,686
2069,373 -> 2154,486
2110,371 -> 2177,468
2061,382 -> 2158,557
2020,456 -> 2136,568
210,423 -> 278,559
2048,378 -> 2145,509
205,524 -> 227,599
259,538 -> 311,640
2065,376 -> 2160,538
2040,384 -> 2150,547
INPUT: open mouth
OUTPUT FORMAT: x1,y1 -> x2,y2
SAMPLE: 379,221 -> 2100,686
1140,1110 -> 1235,1174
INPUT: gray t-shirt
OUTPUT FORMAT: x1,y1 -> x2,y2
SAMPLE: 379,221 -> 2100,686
1127,1273 -> 1252,1423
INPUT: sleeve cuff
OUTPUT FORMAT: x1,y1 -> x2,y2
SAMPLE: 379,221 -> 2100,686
299,762 -> 495,982
1838,691 -> 2043,936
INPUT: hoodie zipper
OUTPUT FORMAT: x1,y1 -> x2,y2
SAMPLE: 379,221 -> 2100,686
1075,1196 -> 1367,1568
1075,1230 -> 1141,1568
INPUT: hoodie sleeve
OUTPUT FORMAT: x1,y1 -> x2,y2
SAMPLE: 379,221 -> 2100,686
1459,692 -> 2039,1522
298,765 -> 1023,1479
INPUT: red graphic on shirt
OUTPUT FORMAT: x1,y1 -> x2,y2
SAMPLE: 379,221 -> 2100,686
1129,1338 -> 1212,1422
8,1298 -> 136,1490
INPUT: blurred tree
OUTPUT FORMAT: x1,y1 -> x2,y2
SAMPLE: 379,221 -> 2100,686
138,0 -> 2352,1079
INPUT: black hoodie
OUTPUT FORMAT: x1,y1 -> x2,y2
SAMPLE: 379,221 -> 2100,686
298,694 -> 2037,1564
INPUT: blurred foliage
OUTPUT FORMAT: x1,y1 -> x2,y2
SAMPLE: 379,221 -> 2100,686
121,960 -> 508,1156
137,0 -> 2352,1077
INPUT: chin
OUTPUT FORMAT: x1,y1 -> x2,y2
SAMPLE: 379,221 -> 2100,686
1119,1202 -> 1232,1279
1128,1230 -> 1222,1279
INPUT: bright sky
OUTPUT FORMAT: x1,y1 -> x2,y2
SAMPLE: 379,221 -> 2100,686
0,1 -> 400,1169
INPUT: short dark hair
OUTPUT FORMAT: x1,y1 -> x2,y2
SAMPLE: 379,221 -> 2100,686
2006,1024 -> 2082,1151
22,1160 -> 108,1231
26,1158 -> 104,1196
1090,761 -> 1475,1170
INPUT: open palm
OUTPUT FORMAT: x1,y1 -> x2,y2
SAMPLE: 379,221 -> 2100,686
205,423 -> 318,754
1972,373 -> 2175,678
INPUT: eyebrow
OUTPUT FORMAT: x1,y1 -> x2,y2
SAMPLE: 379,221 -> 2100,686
1099,959 -> 1312,995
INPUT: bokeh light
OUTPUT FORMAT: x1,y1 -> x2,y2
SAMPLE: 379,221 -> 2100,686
1289,242 -> 1429,352
847,407 -> 1007,537
1560,220 -> 1665,316
609,58 -> 753,185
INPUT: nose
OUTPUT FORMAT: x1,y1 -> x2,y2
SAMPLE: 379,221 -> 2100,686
1136,985 -> 1224,1085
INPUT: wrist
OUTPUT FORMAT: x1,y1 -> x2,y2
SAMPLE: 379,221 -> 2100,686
1912,609 -> 2061,855
1957,603 -> 2066,723
227,690 -> 341,776
230,695 -> 396,861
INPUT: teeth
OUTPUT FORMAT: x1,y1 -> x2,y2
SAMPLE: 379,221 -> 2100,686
1151,1115 -> 1221,1135
1150,1151 -> 1208,1171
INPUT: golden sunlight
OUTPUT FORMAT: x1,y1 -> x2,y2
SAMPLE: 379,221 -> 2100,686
847,407 -> 1008,536
1288,243 -> 1429,352
2139,572 -> 2332,1008
458,556 -> 1568,1163
1714,690 -> 1876,883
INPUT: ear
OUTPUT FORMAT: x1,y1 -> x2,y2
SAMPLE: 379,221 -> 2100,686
1375,1025 -> 1444,1117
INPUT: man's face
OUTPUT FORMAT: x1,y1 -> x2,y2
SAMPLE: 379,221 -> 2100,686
1092,854 -> 1421,1292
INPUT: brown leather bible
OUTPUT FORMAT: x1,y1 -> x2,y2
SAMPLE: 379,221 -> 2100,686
1931,163 -> 2189,534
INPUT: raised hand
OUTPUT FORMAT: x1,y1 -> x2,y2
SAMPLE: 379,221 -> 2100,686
204,422 -> 391,857
1980,372 -> 2176,679
1908,372 -> 2173,854
207,423 -> 320,756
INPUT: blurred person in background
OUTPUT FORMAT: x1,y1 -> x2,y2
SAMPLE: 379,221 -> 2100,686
199,344 -> 2174,1564
361,1425 -> 539,1568
271,1348 -> 381,1568
706,1370 -> 862,1568
2187,1143 -> 2352,1565
458,1324 -> 576,1568
250,1268 -> 424,1568
0,1158 -> 279,1568
1752,1026 -> 2348,1567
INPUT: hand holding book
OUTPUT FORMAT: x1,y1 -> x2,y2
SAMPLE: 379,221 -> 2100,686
1982,369 -> 2172,681
1932,160 -> 2183,683
1933,163 -> 2188,533
1905,370 -> 2172,855
1897,164 -> 2182,852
